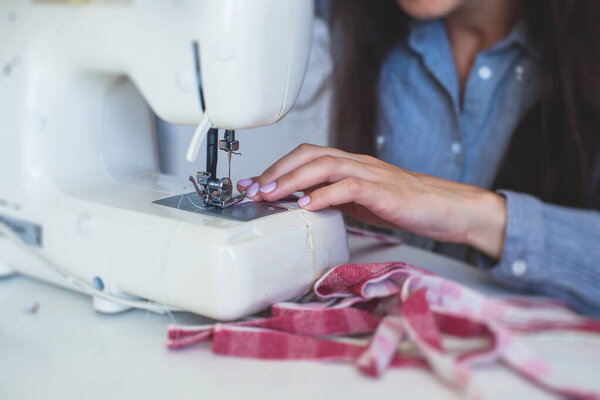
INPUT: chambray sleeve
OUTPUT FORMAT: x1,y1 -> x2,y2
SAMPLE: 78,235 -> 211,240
480,190 -> 600,316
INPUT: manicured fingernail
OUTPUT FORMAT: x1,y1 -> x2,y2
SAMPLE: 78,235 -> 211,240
260,182 -> 277,194
298,195 -> 311,207
247,182 -> 260,197
238,178 -> 253,187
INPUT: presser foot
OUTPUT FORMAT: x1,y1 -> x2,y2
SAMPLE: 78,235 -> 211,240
204,189 -> 247,208
188,175 -> 247,209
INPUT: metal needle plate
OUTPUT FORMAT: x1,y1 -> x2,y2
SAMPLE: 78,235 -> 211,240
153,193 -> 289,222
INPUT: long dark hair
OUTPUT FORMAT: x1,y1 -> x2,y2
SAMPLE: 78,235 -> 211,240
329,0 -> 600,209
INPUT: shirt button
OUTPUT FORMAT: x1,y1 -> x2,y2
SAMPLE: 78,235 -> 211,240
511,259 -> 527,277
478,66 -> 492,80
451,142 -> 462,155
376,135 -> 386,147
515,65 -> 525,82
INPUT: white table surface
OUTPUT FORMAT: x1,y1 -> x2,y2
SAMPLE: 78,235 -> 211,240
2,236 -> 599,400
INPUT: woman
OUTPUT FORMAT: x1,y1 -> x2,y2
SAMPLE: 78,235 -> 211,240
237,0 -> 600,314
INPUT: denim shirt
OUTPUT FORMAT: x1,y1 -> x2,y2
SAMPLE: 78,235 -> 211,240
376,19 -> 600,315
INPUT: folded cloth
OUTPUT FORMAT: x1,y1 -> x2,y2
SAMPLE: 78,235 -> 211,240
167,262 -> 600,400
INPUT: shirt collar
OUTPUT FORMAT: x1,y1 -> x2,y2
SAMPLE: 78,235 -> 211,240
407,19 -> 447,61
407,18 -> 541,61
491,19 -> 541,59
406,19 -> 461,109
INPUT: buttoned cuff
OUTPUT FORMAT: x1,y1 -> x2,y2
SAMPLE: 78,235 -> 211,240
476,190 -> 546,289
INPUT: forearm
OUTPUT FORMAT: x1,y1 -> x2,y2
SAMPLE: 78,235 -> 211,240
412,174 -> 508,259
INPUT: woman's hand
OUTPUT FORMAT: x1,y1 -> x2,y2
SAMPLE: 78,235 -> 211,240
237,144 -> 507,260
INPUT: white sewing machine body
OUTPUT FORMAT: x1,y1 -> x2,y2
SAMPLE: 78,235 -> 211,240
0,0 -> 348,320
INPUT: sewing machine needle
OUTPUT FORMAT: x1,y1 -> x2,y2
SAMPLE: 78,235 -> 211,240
228,151 -> 232,179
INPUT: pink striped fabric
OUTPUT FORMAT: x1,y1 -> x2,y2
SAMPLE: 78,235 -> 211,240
167,262 -> 600,399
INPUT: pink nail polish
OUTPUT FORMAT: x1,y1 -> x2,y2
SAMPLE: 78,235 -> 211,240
298,195 -> 311,207
238,178 -> 253,187
247,182 -> 260,197
260,182 -> 277,194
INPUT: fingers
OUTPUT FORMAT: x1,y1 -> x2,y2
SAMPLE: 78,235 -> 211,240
236,177 -> 258,195
255,143 -> 366,187
237,144 -> 369,201
298,177 -> 380,212
257,156 -> 376,202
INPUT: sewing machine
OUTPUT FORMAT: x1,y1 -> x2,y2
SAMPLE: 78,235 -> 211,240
0,0 -> 349,320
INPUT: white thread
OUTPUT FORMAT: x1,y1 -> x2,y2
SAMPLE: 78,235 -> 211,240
278,204 -> 317,292
156,193 -> 186,324
184,193 -> 211,210
300,210 -> 317,290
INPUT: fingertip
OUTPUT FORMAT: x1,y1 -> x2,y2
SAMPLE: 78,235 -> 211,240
298,195 -> 311,208
247,182 -> 260,197
260,181 -> 277,194
237,178 -> 253,188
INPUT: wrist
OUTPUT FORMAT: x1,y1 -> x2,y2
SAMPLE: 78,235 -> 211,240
465,191 -> 507,260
